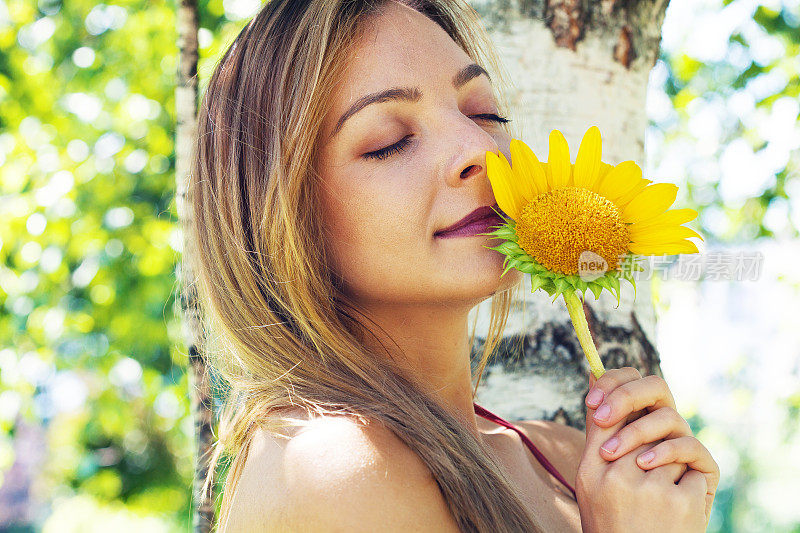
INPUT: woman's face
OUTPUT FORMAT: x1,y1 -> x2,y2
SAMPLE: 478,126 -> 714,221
316,1 -> 522,308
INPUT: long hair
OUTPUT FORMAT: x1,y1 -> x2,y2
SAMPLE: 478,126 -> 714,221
188,0 -> 539,530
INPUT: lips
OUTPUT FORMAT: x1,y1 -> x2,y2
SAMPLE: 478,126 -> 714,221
434,204 -> 503,237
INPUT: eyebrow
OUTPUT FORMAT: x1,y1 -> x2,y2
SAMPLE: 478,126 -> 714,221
329,63 -> 491,140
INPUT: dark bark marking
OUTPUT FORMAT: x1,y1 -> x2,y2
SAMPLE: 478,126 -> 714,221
546,0 -> 585,51
613,24 -> 635,69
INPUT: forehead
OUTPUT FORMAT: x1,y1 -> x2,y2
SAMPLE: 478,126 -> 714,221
323,3 -> 475,125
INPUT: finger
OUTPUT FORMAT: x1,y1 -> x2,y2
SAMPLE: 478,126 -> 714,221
586,371 -> 597,431
634,435 -> 720,497
676,468 -> 712,522
584,378 -> 635,468
598,406 -> 692,462
585,366 -> 642,410
585,367 -> 641,430
645,459 -> 687,484
585,372 -> 615,442
599,440 -> 654,483
590,374 -> 677,429
677,468 -> 707,495
622,409 -> 647,425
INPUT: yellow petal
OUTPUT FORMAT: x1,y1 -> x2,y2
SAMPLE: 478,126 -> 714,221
620,183 -> 678,224
498,151 -> 529,210
599,162 -> 613,180
548,129 -> 571,189
595,161 -> 642,201
628,239 -> 699,255
573,126 -> 602,190
628,208 -> 699,229
592,162 -> 614,194
542,162 -> 553,189
629,224 -> 704,243
485,150 -> 522,221
614,178 -> 652,209
510,139 -> 548,198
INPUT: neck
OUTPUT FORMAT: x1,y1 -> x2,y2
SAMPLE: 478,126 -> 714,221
355,299 -> 485,442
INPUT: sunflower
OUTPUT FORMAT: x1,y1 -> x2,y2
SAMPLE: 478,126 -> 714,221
480,126 -> 703,378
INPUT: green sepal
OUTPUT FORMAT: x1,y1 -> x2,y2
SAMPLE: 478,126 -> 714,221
575,277 -> 589,298
593,276 -> 609,291
540,278 -> 557,297
516,261 -> 540,274
478,226 -> 517,242
594,276 -> 616,304
492,241 -> 519,255
525,261 -> 546,272
509,244 -> 528,257
625,275 -> 638,303
496,228 -> 519,242
500,261 -> 517,278
551,277 -> 572,303
530,275 -> 547,294
607,274 -> 621,307
479,221 -> 518,242
587,281 -> 603,300
480,231 -> 516,243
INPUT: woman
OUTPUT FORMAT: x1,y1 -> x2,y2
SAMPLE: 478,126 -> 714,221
189,0 -> 720,531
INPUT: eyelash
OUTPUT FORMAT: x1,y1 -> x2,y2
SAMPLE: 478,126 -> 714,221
362,113 -> 511,161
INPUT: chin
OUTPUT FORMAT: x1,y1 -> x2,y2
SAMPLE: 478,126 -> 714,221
428,242 -> 525,301
464,259 -> 524,301
485,246 -> 524,286
494,267 -> 524,293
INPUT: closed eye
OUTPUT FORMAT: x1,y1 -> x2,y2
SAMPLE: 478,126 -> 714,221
361,113 -> 511,161
362,135 -> 414,161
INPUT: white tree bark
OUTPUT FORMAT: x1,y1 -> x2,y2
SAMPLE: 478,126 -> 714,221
470,0 -> 671,431
175,0 -> 214,531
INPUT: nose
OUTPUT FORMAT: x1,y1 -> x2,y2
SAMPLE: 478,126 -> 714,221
460,164 -> 482,180
440,113 -> 507,189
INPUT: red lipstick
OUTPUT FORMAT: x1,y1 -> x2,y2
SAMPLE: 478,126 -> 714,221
434,204 -> 506,239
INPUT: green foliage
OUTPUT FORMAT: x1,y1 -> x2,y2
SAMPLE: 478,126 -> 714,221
1,0 -> 798,529
655,1 -> 800,243
0,0 -> 250,528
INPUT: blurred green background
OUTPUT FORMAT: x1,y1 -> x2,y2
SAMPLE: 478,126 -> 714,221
0,0 -> 798,531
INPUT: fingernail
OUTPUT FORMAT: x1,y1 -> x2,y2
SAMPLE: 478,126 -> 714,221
638,451 -> 655,464
586,388 -> 603,407
594,404 -> 611,421
601,437 -> 619,453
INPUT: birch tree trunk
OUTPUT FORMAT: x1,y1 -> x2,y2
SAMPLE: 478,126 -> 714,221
470,0 -> 672,431
175,0 -> 214,531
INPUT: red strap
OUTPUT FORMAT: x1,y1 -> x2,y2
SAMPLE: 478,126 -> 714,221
474,402 -> 577,501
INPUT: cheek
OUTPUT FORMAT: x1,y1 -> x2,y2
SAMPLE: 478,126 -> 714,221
321,202 -> 441,304
322,166 -> 428,254
321,197 -> 367,276
321,187 -> 410,278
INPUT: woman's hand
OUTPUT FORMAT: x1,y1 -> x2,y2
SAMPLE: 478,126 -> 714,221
575,367 -> 720,533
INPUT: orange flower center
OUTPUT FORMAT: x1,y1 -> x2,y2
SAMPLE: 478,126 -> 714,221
516,186 -> 630,275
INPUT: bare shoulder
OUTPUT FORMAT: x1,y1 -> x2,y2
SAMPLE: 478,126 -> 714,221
516,419 -> 586,487
221,412 -> 461,533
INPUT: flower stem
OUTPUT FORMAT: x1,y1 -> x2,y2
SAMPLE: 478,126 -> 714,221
562,290 -> 606,379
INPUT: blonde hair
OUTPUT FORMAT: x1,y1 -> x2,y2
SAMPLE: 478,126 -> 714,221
189,0 -> 540,530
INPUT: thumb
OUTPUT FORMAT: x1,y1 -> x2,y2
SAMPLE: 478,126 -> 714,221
583,371 -> 627,468
585,372 -> 597,433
